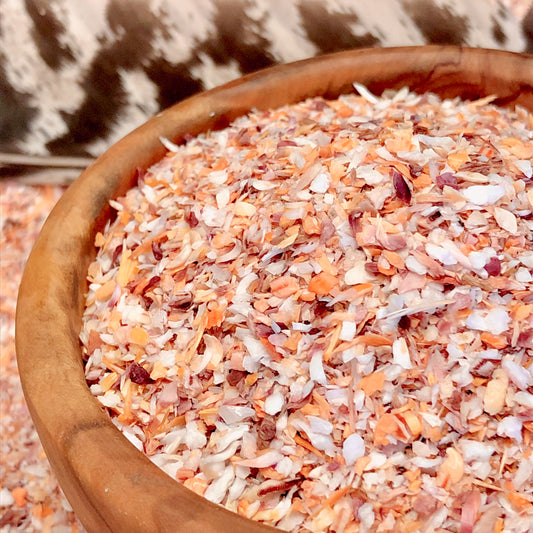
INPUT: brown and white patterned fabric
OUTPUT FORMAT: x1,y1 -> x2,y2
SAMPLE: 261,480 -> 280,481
0,0 -> 532,158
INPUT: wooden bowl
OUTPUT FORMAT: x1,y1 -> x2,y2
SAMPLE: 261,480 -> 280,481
16,46 -> 533,533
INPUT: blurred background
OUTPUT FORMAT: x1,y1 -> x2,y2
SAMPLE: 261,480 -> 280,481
1,1 -> 532,531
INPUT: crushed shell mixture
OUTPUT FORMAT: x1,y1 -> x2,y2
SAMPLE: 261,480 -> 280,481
81,86 -> 533,533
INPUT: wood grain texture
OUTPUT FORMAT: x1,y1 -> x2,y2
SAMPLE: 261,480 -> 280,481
15,46 -> 533,533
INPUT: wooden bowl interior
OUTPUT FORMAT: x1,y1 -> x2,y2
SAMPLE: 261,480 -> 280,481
16,46 -> 533,533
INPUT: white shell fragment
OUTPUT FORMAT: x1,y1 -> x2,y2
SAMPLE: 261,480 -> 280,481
344,262 -> 374,285
309,172 -> 331,193
515,159 -> 532,178
497,416 -> 523,443
392,338 -> 412,369
339,320 -> 357,341
502,360 -> 533,390
0,488 -> 15,508
309,349 -> 328,385
342,433 -> 365,465
264,391 -> 285,415
353,82 -> 379,104
465,308 -> 511,335
159,136 -> 180,152
357,165 -> 385,185
462,184 -> 505,205
426,242 -> 457,265
218,405 -> 256,425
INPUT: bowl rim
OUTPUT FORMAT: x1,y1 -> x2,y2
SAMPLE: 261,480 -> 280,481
15,45 -> 533,533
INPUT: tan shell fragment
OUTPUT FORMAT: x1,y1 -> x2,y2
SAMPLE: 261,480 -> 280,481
493,207 -> 518,234
484,368 -> 509,416
438,447 -> 464,485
